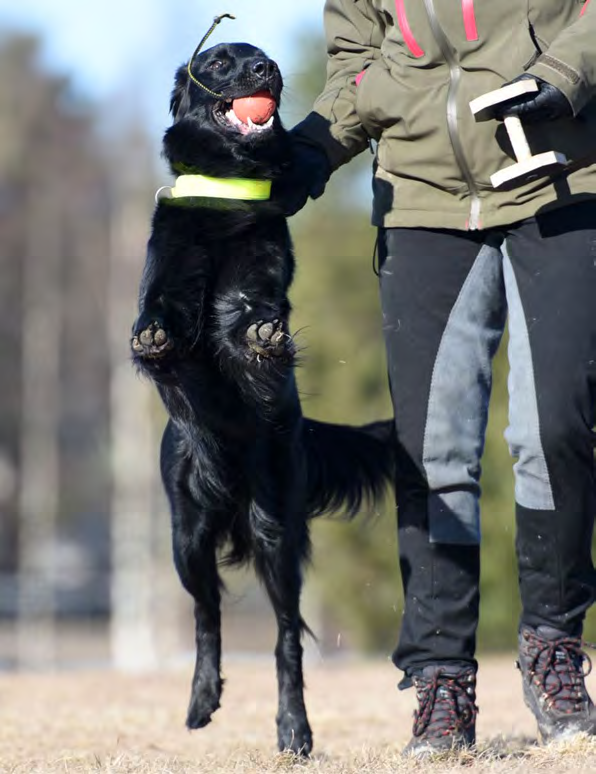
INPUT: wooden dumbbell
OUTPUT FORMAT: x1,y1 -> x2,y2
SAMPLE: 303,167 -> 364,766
469,79 -> 567,189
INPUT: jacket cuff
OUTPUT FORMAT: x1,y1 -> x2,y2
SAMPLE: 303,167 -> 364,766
528,55 -> 589,116
291,111 -> 355,171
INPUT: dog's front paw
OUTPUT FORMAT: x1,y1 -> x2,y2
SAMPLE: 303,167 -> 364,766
246,319 -> 290,359
131,319 -> 173,359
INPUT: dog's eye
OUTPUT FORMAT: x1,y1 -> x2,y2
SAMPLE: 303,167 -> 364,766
208,60 -> 224,70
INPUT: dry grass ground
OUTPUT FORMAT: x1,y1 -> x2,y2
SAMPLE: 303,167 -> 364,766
2,655 -> 596,773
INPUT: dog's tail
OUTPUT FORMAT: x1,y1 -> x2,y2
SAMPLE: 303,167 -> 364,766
302,418 -> 395,519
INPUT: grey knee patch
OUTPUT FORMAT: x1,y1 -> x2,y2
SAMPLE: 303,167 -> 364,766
503,252 -> 555,511
423,243 -> 505,544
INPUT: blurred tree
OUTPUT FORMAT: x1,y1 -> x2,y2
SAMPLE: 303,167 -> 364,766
0,33 -> 168,668
0,33 -> 121,662
107,125 -> 163,670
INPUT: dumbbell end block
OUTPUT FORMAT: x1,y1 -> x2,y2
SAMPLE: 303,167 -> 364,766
470,80 -> 539,122
490,150 -> 568,189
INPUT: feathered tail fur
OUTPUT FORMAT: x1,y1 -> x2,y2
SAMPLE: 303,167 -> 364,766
302,418 -> 395,518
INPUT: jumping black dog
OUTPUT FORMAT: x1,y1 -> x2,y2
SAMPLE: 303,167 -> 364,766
131,39 -> 394,755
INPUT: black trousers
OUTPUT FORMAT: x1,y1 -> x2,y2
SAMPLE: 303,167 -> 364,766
378,201 -> 596,675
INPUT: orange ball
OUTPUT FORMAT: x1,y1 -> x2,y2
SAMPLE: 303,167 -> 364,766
232,91 -> 276,125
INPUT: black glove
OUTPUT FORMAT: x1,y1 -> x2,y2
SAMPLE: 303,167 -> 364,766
273,137 -> 331,216
493,73 -> 573,124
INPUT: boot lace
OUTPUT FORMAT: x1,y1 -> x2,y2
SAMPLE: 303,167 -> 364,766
412,669 -> 478,740
520,630 -> 595,715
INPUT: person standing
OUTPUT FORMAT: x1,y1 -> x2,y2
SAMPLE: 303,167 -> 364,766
276,0 -> 596,756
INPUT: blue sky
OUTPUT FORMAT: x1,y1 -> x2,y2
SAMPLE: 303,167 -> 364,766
0,0 -> 324,133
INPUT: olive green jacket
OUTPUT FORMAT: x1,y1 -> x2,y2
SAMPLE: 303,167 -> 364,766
294,0 -> 596,229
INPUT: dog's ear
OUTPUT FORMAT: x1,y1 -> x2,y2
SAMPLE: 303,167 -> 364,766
170,64 -> 191,120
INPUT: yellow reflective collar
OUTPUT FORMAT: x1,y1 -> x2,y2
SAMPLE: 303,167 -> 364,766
155,174 -> 272,203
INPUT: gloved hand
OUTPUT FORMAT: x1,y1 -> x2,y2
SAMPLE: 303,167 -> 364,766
273,137 -> 331,216
493,73 -> 573,123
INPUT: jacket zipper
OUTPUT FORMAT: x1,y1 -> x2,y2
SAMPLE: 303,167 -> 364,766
422,0 -> 482,229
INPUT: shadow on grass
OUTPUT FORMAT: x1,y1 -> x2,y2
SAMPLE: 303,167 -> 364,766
477,734 -> 540,759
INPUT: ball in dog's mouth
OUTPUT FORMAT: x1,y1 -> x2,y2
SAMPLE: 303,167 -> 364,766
232,91 -> 276,124
222,91 -> 276,134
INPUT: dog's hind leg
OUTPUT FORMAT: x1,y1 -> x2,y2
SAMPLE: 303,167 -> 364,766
252,499 -> 313,756
162,430 -> 225,730
181,547 -> 223,731
173,521 -> 223,730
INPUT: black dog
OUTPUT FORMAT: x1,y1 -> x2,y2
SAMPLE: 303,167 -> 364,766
131,41 -> 394,755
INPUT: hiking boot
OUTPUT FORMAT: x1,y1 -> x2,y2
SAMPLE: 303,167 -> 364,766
401,664 -> 478,757
517,624 -> 596,742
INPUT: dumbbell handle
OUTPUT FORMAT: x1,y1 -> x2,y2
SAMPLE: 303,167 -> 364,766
503,115 -> 531,162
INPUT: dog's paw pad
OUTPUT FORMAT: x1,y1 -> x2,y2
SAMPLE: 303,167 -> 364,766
246,319 -> 289,358
258,321 -> 274,340
131,321 -> 173,359
246,323 -> 259,342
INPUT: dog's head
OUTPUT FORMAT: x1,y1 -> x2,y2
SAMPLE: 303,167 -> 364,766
163,42 -> 289,179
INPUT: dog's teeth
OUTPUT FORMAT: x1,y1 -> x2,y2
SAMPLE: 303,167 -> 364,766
224,108 -> 273,134
225,109 -> 243,127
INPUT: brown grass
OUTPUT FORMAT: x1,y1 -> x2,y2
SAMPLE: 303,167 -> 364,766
2,656 -> 596,773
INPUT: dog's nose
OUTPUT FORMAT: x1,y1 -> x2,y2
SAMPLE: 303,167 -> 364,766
252,59 -> 274,80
